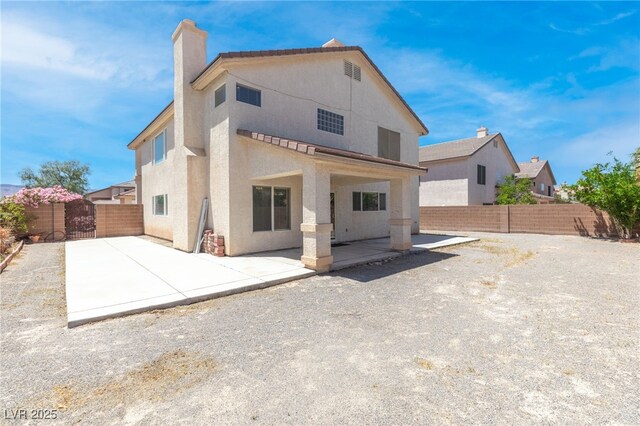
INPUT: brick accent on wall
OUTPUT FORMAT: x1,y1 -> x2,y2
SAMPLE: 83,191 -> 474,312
95,204 -> 143,238
420,204 -> 638,237
24,204 -> 66,238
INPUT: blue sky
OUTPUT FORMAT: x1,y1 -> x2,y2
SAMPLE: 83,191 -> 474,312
1,1 -> 638,190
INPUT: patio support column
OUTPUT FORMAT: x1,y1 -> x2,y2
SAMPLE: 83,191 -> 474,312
300,165 -> 333,272
389,176 -> 413,252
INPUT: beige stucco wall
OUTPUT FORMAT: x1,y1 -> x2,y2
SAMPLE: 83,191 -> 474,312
419,159 -> 469,206
531,164 -> 555,196
419,136 -> 517,206
467,137 -> 517,205
139,120 -> 175,241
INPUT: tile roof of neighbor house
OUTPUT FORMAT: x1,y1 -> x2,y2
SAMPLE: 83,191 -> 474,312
515,160 -> 547,179
192,46 -> 428,135
418,134 -> 500,162
237,129 -> 427,172
128,45 -> 428,148
85,180 -> 135,197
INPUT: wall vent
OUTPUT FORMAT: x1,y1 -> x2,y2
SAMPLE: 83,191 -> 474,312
344,60 -> 353,78
353,65 -> 361,81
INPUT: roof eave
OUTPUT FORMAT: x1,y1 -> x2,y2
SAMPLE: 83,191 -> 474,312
127,101 -> 174,150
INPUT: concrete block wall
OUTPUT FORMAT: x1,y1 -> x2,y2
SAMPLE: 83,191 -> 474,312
419,205 -> 508,233
95,205 -> 144,238
24,204 -> 66,237
420,204 -> 638,237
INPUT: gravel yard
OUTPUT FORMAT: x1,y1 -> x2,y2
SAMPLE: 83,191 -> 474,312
1,233 -> 638,424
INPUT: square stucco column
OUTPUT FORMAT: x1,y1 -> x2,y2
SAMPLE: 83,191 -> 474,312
300,166 -> 333,272
389,177 -> 413,252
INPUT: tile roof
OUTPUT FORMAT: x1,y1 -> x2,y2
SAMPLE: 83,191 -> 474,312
515,160 -> 548,179
192,46 -> 428,135
418,134 -> 500,162
237,129 -> 426,172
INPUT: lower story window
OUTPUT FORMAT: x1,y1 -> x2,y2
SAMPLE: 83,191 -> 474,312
253,186 -> 291,232
152,194 -> 168,216
352,191 -> 387,211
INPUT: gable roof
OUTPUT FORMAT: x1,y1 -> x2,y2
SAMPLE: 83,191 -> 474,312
516,160 -> 556,184
418,133 -> 520,173
192,46 -> 428,135
237,129 -> 426,173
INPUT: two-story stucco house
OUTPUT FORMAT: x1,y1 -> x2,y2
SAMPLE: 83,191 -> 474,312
515,156 -> 557,201
127,20 -> 428,272
418,128 -> 519,206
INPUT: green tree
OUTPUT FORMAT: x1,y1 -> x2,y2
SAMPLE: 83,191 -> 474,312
0,201 -> 29,234
571,157 -> 640,239
19,160 -> 90,195
496,175 -> 536,205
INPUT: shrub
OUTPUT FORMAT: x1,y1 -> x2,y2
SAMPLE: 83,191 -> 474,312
0,227 -> 15,255
2,186 -> 82,208
0,202 -> 29,235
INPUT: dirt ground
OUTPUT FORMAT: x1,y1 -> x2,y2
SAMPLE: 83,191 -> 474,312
1,233 -> 638,424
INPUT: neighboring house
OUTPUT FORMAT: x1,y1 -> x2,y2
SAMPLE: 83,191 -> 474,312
85,180 -> 136,204
515,157 -> 557,199
127,20 -> 428,271
418,127 -> 519,206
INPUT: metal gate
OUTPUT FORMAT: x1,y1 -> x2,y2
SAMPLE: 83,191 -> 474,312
65,199 -> 96,240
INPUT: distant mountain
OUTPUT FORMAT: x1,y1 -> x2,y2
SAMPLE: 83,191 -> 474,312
1,184 -> 23,198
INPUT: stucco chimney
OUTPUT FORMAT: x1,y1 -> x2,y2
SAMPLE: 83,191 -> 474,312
477,126 -> 489,138
322,38 -> 345,48
171,19 -> 208,252
531,156 -> 539,163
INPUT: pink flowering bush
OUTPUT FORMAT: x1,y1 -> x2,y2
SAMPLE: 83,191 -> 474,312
1,186 -> 83,208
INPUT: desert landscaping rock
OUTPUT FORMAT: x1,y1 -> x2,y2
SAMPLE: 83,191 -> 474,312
1,233 -> 638,424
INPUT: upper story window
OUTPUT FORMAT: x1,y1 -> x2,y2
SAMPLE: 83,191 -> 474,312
236,84 -> 261,107
378,127 -> 400,161
477,164 -> 486,185
317,108 -> 344,135
215,84 -> 226,107
153,129 -> 166,164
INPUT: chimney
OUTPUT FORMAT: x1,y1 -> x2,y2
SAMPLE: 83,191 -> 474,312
173,19 -> 207,150
322,38 -> 345,48
477,126 -> 488,138
171,19 -> 208,252
531,156 -> 539,163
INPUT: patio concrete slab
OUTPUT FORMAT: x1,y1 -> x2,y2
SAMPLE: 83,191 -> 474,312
65,233 -> 476,327
65,237 -> 315,327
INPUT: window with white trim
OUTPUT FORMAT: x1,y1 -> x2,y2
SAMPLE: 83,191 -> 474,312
152,194 -> 168,216
253,186 -> 291,232
153,129 -> 166,164
352,192 -> 386,211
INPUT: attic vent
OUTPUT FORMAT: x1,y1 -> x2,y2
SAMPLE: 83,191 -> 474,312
344,60 -> 353,78
353,64 -> 361,81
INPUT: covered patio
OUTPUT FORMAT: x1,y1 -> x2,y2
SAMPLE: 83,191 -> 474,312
238,129 -> 428,272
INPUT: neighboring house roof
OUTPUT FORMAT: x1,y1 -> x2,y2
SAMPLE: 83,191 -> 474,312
128,45 -> 428,149
515,160 -> 557,185
85,180 -> 135,198
237,129 -> 427,173
418,133 -> 520,172
114,188 -> 136,198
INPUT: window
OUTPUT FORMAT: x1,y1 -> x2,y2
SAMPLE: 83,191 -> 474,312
540,183 -> 545,191
253,186 -> 272,232
352,192 -> 386,211
236,84 -> 261,107
548,186 -> 551,196
215,84 -> 226,107
253,186 -> 291,232
317,108 -> 344,135
273,188 -> 291,230
153,129 -> 166,164
378,127 -> 400,161
477,164 -> 486,185
152,194 -> 168,216
352,191 -> 362,211
532,181 -> 536,187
